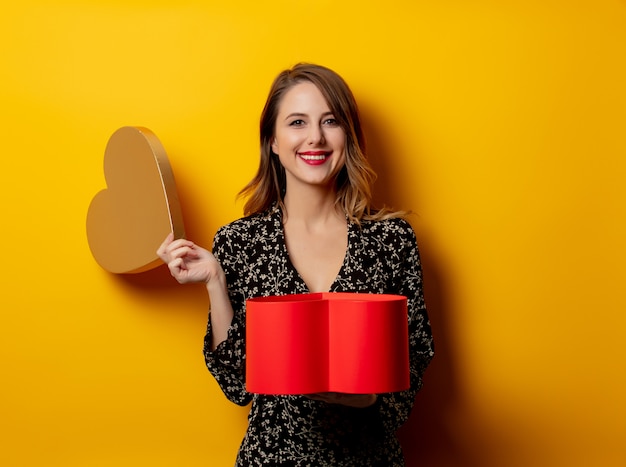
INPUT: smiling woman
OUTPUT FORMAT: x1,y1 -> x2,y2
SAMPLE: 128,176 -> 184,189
240,63 -> 390,225
157,63 -> 434,466
271,81 -> 347,192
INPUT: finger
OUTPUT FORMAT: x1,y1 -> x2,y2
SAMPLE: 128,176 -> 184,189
166,239 -> 196,256
306,393 -> 333,403
168,257 -> 186,272
169,245 -> 197,261
156,232 -> 175,257
168,258 -> 190,282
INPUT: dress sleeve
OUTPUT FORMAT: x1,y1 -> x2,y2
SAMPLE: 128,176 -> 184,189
203,225 -> 253,407
376,220 -> 434,433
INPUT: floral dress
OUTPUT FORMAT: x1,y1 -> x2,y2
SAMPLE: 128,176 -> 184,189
204,204 -> 434,466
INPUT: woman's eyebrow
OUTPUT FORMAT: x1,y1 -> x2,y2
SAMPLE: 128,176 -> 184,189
284,111 -> 334,121
285,112 -> 307,120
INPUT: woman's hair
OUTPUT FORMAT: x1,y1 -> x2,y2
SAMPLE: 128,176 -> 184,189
239,63 -> 402,224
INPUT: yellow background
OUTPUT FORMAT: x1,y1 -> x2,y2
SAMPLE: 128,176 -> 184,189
1,1 -> 625,466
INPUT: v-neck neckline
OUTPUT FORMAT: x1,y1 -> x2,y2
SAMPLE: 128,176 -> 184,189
273,206 -> 352,293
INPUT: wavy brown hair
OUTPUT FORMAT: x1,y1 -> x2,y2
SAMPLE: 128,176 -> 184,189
239,63 -> 402,224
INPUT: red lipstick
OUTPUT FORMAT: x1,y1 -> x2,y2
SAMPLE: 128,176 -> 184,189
298,151 -> 331,166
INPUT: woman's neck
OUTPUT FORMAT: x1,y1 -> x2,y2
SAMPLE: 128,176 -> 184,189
282,184 -> 343,227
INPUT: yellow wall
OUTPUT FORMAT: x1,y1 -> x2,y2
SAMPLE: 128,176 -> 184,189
1,1 -> 625,466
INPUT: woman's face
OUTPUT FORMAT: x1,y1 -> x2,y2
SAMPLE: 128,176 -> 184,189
271,81 -> 346,192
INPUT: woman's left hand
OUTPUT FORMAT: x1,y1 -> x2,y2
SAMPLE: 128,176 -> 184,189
306,393 -> 377,408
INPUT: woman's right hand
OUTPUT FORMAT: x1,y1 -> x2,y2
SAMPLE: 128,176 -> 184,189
157,233 -> 223,285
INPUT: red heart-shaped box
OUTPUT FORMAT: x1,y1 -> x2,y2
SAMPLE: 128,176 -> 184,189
245,292 -> 409,395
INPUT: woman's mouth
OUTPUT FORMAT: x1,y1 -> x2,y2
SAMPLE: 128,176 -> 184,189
298,151 -> 331,165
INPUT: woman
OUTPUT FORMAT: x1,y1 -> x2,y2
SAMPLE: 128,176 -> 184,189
157,63 -> 434,466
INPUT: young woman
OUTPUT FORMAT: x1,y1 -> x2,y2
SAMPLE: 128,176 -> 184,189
157,63 -> 434,466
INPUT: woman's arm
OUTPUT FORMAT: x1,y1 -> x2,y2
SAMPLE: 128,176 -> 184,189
205,272 -> 234,351
157,233 -> 234,350
202,226 -> 253,406
375,220 -> 435,432
158,233 -> 250,405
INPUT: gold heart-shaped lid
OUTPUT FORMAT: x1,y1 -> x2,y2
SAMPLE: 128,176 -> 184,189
87,126 -> 185,273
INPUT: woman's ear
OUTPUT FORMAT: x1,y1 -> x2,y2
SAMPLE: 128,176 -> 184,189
271,138 -> 278,155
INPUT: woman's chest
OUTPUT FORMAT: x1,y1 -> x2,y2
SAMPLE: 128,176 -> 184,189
239,231 -> 398,297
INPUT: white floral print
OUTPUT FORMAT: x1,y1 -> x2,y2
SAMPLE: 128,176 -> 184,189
204,204 -> 434,466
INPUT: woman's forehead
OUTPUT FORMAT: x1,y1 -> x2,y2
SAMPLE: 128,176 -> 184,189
278,82 -> 332,114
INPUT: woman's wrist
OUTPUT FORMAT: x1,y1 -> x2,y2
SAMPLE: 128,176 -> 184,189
363,393 -> 378,408
345,393 -> 378,408
349,393 -> 378,408
206,267 -> 227,289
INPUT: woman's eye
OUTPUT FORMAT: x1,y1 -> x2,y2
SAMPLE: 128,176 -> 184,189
289,119 -> 305,126
324,118 -> 338,126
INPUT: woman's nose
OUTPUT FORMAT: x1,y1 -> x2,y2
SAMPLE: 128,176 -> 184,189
307,125 -> 325,145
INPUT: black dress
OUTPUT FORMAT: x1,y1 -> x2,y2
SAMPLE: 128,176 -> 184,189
204,204 -> 434,466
